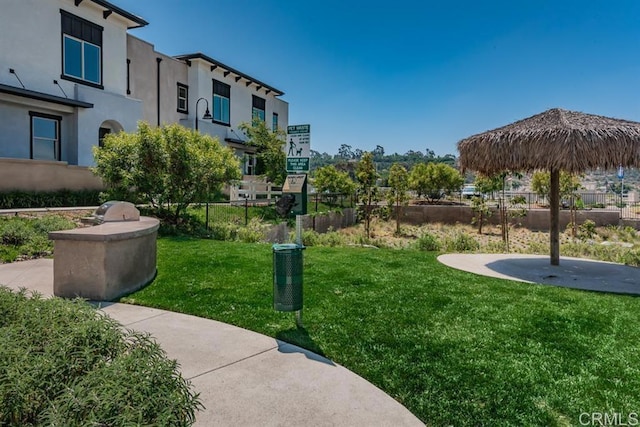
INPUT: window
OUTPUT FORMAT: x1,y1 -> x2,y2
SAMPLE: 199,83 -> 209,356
213,80 -> 230,125
99,127 -> 110,148
30,113 -> 61,161
272,113 -> 278,131
177,83 -> 188,114
252,95 -> 265,122
61,10 -> 103,86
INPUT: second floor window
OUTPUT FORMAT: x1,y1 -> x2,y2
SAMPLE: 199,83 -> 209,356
252,95 -> 265,122
213,80 -> 230,125
177,83 -> 188,113
61,11 -> 103,86
272,113 -> 278,131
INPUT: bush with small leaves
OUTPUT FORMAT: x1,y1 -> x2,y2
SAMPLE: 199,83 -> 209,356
0,287 -> 202,426
417,232 -> 441,252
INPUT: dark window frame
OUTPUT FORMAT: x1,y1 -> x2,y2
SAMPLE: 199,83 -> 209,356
29,112 -> 62,161
252,95 -> 265,122
212,79 -> 231,126
177,83 -> 189,114
272,112 -> 279,131
60,10 -> 104,89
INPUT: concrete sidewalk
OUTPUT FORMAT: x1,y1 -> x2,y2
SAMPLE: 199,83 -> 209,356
0,259 -> 424,426
438,253 -> 640,295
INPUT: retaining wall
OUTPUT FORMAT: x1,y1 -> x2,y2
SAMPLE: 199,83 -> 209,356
0,158 -> 104,192
397,205 -> 621,231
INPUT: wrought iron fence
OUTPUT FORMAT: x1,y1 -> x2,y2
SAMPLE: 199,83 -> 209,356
197,192 -> 355,228
465,191 -> 640,219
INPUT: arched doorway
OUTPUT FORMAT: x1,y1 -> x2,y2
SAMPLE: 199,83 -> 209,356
98,120 -> 124,147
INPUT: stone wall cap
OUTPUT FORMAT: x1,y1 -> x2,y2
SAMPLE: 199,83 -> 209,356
49,217 -> 159,242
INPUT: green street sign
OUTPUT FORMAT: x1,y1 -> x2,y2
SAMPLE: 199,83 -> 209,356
286,157 -> 310,172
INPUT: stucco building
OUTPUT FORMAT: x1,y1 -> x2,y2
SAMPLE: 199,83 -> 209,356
0,0 -> 288,191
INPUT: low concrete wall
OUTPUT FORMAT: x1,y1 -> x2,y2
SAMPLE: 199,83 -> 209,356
398,205 -> 621,231
49,217 -> 159,301
0,157 -> 104,192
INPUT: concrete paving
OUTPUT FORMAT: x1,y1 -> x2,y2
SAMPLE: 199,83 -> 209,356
0,259 -> 424,427
438,253 -> 640,295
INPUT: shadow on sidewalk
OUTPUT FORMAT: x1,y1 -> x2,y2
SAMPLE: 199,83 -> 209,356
276,326 -> 335,366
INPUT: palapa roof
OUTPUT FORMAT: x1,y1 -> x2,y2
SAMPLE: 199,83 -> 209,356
457,108 -> 640,175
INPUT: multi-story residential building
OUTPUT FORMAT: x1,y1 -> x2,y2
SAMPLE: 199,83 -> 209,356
0,0 -> 288,192
127,37 -> 289,178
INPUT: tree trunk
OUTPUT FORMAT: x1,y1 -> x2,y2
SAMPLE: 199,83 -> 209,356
550,169 -> 560,265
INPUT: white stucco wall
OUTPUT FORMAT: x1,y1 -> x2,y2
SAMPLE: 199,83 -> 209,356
0,0 -> 130,96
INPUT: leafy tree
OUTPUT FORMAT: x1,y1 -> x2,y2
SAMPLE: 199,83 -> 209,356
410,162 -> 464,202
338,144 -> 354,160
470,174 -> 503,234
372,145 -> 385,160
93,122 -> 241,223
531,170 -> 582,202
239,119 -> 287,185
313,165 -> 356,206
387,163 -> 410,234
356,152 -> 379,238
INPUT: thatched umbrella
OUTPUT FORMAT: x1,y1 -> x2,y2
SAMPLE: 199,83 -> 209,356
458,108 -> 640,265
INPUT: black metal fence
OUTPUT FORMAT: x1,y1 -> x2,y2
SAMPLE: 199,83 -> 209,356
468,191 -> 640,219
198,192 -> 355,227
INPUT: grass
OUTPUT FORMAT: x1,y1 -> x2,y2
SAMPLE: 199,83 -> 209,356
122,238 -> 640,426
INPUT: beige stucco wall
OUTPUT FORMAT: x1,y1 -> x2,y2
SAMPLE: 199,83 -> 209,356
0,158 -> 103,192
396,205 -> 621,230
127,34 -> 189,127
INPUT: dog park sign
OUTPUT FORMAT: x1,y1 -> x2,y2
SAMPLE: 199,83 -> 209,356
286,124 -> 310,173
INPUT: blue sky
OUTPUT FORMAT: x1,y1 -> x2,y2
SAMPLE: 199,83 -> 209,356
119,0 -> 640,157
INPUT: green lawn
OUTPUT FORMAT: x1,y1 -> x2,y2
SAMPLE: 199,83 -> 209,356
123,238 -> 640,426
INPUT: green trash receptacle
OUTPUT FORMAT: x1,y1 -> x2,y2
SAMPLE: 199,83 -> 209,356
272,243 -> 304,312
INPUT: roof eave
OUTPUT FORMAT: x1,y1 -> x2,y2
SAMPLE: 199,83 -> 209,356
175,53 -> 285,96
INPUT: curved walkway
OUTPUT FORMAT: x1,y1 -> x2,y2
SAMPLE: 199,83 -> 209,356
438,253 -> 640,295
0,259 -> 423,427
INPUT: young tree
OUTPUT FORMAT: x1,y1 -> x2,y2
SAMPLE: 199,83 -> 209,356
387,163 -> 410,234
409,162 -> 464,202
93,122 -> 241,223
238,119 -> 287,185
356,152 -> 379,238
313,165 -> 356,206
470,174 -> 502,234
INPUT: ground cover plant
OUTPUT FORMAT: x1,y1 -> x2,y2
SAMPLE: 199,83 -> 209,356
0,287 -> 201,426
0,214 -> 78,262
122,238 -> 640,426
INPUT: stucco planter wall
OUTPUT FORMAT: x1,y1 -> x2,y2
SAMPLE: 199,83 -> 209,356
49,217 -> 159,301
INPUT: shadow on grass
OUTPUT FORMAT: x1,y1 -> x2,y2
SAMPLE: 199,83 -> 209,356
276,326 -> 335,366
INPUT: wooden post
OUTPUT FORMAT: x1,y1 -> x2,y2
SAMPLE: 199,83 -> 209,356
549,169 -> 560,265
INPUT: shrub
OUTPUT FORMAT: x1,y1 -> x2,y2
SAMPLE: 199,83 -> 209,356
416,232 -> 441,251
0,219 -> 34,246
31,215 -> 75,234
0,190 -> 101,209
0,287 -> 201,425
577,219 -> 597,240
238,218 -> 267,243
93,122 -> 241,223
443,232 -> 480,252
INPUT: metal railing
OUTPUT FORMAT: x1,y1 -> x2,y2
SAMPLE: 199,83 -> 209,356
462,191 -> 640,219
198,192 -> 355,227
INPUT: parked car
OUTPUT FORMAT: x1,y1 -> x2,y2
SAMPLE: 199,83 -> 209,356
461,185 -> 480,199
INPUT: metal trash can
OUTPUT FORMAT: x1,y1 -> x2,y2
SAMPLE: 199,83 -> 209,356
272,243 -> 304,312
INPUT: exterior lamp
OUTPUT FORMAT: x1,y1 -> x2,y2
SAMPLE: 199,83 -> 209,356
195,97 -> 212,131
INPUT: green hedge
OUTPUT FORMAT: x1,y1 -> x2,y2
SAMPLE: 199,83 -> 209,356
0,190 -> 101,209
0,287 -> 202,426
